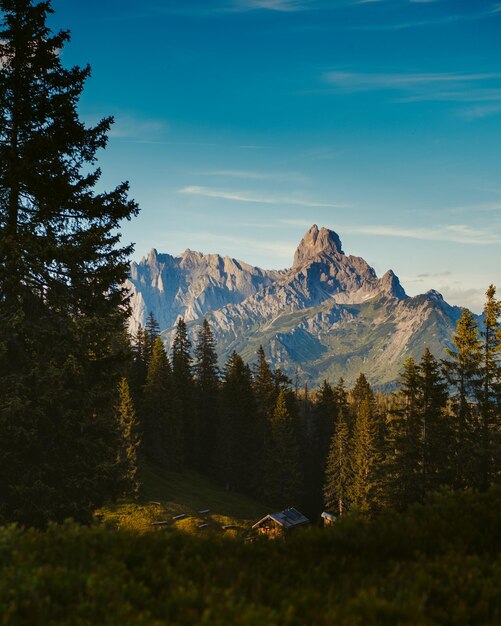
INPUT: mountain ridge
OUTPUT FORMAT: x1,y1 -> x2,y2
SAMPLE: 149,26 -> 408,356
127,225 -> 465,388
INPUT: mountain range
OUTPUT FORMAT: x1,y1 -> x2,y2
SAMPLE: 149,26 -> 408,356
127,225 -> 465,389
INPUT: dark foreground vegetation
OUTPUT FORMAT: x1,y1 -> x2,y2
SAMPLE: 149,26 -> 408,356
1,487 -> 500,626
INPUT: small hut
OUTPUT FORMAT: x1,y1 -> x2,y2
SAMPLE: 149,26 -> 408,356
321,511 -> 337,527
252,508 -> 310,539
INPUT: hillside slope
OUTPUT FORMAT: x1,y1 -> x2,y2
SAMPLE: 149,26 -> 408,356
98,463 -> 267,536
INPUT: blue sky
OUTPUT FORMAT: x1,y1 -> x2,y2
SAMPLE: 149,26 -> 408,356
49,0 -> 501,311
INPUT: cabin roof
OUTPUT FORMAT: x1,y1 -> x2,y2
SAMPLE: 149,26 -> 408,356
321,511 -> 337,522
252,507 -> 310,530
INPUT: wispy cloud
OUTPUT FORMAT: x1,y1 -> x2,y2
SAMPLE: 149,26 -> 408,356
351,8 -> 497,31
416,271 -> 452,278
398,88 -> 501,104
179,186 -> 347,207
201,169 -> 310,183
448,202 -> 501,214
340,224 -> 501,245
460,102 -> 501,120
107,114 -> 168,142
230,0 -> 312,11
322,70 -> 501,113
147,0 -> 384,17
435,285 -> 487,312
323,71 -> 501,92
280,219 -> 501,245
205,169 -> 273,179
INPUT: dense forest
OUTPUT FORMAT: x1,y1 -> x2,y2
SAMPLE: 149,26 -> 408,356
127,291 -> 501,522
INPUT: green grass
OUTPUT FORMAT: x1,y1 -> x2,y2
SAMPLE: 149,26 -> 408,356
97,463 -> 267,536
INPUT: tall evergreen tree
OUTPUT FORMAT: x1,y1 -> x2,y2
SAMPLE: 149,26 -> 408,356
419,347 -> 451,493
115,378 -> 141,499
263,389 -> 303,509
351,373 -> 375,413
218,352 -> 258,494
145,312 -> 160,365
443,308 -> 483,489
0,0 -> 138,526
171,318 -> 195,467
252,346 -> 276,490
306,380 -> 338,515
323,406 -> 352,516
334,378 -> 349,416
253,346 -> 276,419
143,338 -> 180,467
478,285 -> 501,489
130,324 -> 149,398
388,357 -> 425,508
349,376 -> 382,513
314,380 -> 338,465
194,319 -> 220,473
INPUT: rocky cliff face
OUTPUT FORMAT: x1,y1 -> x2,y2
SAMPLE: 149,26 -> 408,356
127,248 -> 281,332
128,225 -> 463,388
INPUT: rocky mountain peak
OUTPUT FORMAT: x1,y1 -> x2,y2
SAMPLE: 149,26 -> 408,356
427,289 -> 444,301
147,248 -> 159,263
380,270 -> 408,300
127,227 -> 461,388
293,225 -> 344,268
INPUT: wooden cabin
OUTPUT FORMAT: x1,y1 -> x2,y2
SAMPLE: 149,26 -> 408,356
321,511 -> 337,527
252,508 -> 310,539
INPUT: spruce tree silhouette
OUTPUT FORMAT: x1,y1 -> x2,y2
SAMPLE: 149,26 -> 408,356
0,0 -> 138,526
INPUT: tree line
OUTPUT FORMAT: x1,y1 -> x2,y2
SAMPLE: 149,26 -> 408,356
122,285 -> 501,519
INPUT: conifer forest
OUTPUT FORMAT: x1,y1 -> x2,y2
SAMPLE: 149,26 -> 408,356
0,2 -> 500,625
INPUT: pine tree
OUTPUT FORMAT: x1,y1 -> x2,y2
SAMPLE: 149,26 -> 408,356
253,346 -> 276,419
315,380 -> 338,465
130,324 -> 149,398
274,366 -> 293,394
143,338 -> 179,467
443,308 -> 483,489
478,285 -> 501,489
115,378 -> 141,499
263,389 -> 303,509
193,319 -> 220,473
352,373 -> 375,413
0,0 -> 138,526
171,318 -> 195,467
306,380 -> 338,515
388,357 -> 425,507
218,352 -> 258,494
350,376 -> 382,513
145,312 -> 160,364
323,406 -> 352,516
334,378 -> 349,416
419,347 -> 451,493
252,346 -> 276,491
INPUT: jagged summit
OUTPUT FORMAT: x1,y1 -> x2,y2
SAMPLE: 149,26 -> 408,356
426,289 -> 445,301
127,227 -> 461,388
380,270 -> 408,300
147,248 -> 159,262
293,224 -> 344,268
